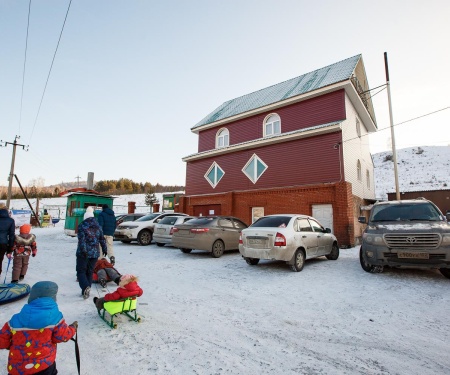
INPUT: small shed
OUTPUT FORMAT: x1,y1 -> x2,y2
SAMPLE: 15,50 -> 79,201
162,192 -> 184,212
61,188 -> 115,236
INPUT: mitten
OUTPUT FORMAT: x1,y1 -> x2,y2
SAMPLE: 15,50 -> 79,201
69,321 -> 78,329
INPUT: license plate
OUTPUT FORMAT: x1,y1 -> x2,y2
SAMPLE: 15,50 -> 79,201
397,252 -> 430,259
248,239 -> 264,245
157,228 -> 165,233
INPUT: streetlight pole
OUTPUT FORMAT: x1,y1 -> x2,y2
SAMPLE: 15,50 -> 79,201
2,135 -> 28,208
384,52 -> 400,200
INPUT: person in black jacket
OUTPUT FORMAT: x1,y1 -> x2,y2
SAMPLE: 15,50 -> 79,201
0,202 -> 15,278
98,204 -> 117,265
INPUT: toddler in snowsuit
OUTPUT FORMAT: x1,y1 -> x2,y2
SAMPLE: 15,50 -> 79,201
0,281 -> 77,375
8,223 -> 37,283
93,274 -> 143,311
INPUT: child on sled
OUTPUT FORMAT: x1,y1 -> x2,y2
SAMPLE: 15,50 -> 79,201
93,258 -> 121,288
93,274 -> 143,311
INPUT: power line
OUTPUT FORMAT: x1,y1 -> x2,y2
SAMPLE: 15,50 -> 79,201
18,0 -> 32,136
28,0 -> 73,144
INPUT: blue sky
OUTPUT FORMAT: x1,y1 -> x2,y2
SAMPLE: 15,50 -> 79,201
1,0 -> 449,187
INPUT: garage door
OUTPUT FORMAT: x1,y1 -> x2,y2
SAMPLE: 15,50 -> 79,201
312,204 -> 333,233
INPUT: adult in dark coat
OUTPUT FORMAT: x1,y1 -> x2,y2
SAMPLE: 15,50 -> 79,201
98,204 -> 117,265
0,203 -> 15,277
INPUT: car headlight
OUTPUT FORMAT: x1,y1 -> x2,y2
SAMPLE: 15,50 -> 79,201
363,233 -> 383,244
442,234 -> 450,245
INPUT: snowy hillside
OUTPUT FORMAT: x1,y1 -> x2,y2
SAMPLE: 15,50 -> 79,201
373,145 -> 450,200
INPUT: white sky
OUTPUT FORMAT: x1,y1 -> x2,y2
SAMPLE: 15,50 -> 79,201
1,0 -> 449,187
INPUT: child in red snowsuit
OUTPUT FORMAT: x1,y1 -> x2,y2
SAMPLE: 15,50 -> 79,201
93,274 -> 143,311
8,224 -> 37,283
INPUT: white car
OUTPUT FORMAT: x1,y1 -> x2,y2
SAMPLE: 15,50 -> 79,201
153,215 -> 196,247
239,214 -> 339,272
114,212 -> 187,245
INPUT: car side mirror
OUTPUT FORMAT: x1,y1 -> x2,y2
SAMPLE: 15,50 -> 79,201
358,216 -> 367,224
325,228 -> 331,233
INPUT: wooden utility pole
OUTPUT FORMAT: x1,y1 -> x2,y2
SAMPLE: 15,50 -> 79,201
1,135 -> 28,208
384,52 -> 400,200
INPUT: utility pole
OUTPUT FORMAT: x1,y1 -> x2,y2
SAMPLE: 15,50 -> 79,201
1,135 -> 28,208
384,52 -> 400,200
75,175 -> 81,187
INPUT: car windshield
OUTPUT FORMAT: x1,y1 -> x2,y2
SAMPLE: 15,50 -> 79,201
371,203 -> 442,222
250,216 -> 292,228
136,213 -> 160,222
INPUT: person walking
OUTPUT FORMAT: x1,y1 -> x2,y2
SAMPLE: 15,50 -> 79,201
98,204 -> 117,265
0,281 -> 77,375
76,207 -> 107,299
0,202 -> 15,279
8,223 -> 37,283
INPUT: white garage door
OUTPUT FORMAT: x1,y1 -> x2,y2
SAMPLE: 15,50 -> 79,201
312,204 -> 334,233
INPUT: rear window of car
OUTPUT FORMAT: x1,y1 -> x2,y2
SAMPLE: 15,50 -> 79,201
371,203 -> 442,222
136,213 -> 160,222
250,216 -> 292,228
159,216 -> 180,225
183,217 -> 215,226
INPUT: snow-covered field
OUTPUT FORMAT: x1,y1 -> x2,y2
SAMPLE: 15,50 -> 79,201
1,226 -> 450,374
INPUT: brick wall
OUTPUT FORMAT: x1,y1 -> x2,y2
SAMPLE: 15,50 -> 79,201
179,182 -> 357,247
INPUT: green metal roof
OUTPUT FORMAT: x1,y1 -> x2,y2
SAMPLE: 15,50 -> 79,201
193,54 -> 361,129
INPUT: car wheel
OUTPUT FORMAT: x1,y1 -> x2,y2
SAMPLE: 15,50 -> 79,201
245,257 -> 259,265
211,240 -> 225,258
439,268 -> 450,279
326,243 -> 340,260
120,240 -> 131,244
359,247 -> 383,273
156,243 -> 165,247
137,230 -> 152,246
290,249 -> 305,272
180,248 -> 192,254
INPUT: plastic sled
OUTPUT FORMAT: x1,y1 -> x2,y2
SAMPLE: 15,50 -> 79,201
98,296 -> 141,329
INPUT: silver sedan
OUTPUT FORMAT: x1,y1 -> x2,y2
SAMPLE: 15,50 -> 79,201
239,214 -> 339,272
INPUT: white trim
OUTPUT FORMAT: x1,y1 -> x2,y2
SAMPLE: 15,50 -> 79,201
263,113 -> 281,137
242,154 -> 268,184
216,128 -> 229,148
204,162 -> 225,188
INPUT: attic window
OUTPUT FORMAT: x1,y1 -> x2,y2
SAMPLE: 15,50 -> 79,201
242,154 -> 268,184
356,118 -> 361,138
264,114 -> 281,137
204,162 -> 225,188
216,128 -> 229,148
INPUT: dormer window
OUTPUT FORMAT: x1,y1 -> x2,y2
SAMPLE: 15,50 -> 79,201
264,114 -> 281,137
216,128 -> 229,148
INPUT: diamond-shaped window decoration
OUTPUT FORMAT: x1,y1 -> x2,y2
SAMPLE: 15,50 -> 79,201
242,154 -> 268,184
204,162 -> 225,188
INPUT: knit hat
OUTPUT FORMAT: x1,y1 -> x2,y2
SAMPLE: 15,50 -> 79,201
28,281 -> 58,303
20,224 -> 32,234
84,206 -> 94,220
119,274 -> 137,287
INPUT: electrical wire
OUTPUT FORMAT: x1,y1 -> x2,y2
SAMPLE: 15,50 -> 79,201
28,0 -> 72,144
18,0 -> 32,136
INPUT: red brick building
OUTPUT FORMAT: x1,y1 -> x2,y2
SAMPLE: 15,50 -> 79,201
179,55 -> 378,246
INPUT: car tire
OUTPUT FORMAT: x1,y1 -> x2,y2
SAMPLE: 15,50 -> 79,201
120,240 -> 131,244
325,243 -> 340,260
137,230 -> 152,246
439,268 -> 450,279
156,243 -> 165,247
180,248 -> 192,254
290,249 -> 305,272
211,240 -> 225,258
359,247 -> 383,273
245,257 -> 259,265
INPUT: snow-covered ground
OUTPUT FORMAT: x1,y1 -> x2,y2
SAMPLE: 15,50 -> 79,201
1,226 -> 450,374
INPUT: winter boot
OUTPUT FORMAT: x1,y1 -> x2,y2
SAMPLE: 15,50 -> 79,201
83,286 -> 90,299
99,278 -> 107,288
11,280 -> 18,284
19,275 -> 25,281
110,256 -> 115,266
114,276 -> 121,285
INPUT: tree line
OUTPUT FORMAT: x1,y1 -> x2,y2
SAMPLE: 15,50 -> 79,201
0,178 -> 184,199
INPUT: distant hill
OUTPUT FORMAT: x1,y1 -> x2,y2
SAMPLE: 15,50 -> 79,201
373,145 -> 450,200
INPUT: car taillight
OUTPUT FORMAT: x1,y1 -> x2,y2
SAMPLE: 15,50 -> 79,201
172,227 -> 179,233
239,233 -> 243,244
190,228 -> 209,233
274,232 -> 286,246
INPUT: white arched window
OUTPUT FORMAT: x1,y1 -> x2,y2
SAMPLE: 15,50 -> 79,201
263,114 -> 281,137
216,128 -> 229,148
357,160 -> 362,181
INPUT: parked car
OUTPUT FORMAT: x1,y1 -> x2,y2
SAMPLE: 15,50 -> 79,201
172,216 -> 248,257
153,215 -> 196,247
358,198 -> 450,278
239,214 -> 339,272
114,212 -> 187,245
115,213 -> 146,228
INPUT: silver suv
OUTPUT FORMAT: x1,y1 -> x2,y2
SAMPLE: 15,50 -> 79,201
358,198 -> 450,278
